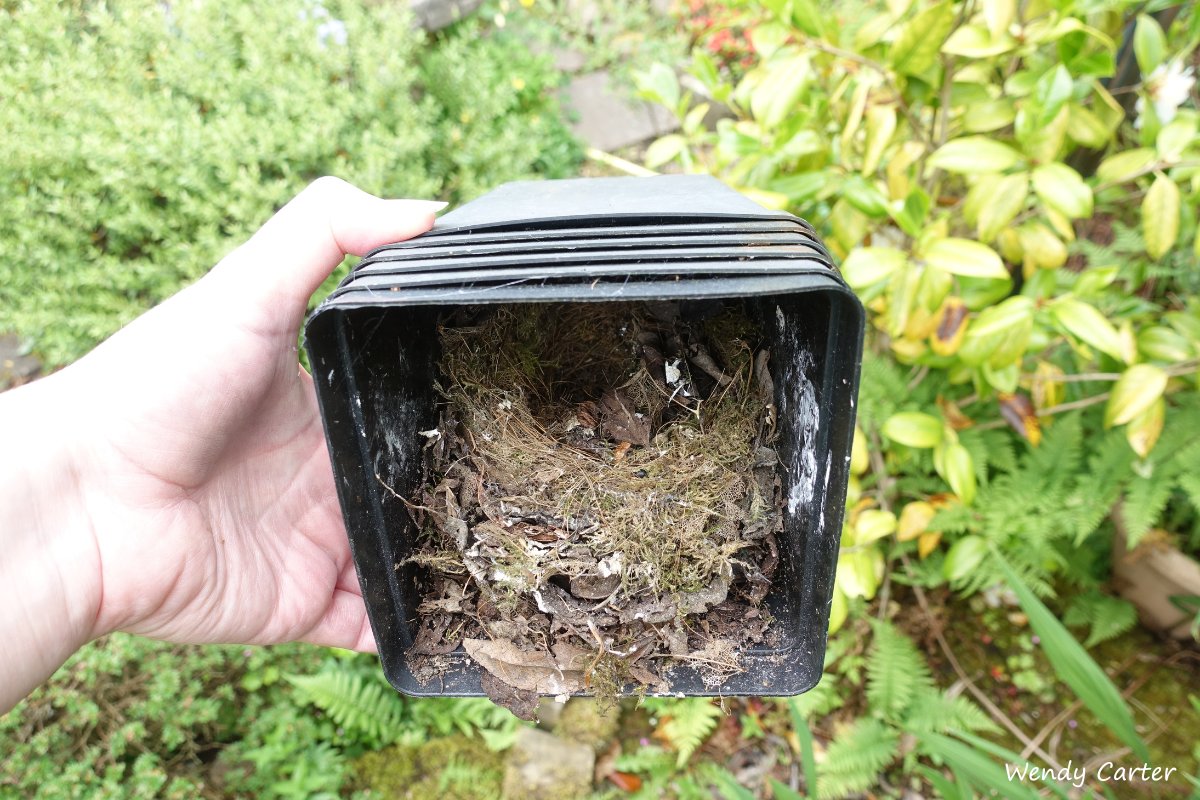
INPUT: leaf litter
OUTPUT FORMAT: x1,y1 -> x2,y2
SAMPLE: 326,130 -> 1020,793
400,301 -> 784,717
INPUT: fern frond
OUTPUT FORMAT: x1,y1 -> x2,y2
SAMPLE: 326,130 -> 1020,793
866,620 -> 932,722
903,690 -> 999,735
817,718 -> 899,800
615,744 -> 675,775
1122,476 -> 1173,548
655,698 -> 723,766
1064,591 -> 1138,648
286,669 -> 407,745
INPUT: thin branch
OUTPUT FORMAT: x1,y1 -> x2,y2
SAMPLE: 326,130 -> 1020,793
584,147 -> 658,177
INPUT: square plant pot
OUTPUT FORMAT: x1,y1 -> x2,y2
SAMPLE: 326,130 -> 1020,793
305,175 -> 864,697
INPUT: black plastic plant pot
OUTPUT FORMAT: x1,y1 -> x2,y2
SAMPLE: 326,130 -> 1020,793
304,175 -> 865,698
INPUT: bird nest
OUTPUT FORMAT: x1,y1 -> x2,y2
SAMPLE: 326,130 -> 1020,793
399,300 -> 783,717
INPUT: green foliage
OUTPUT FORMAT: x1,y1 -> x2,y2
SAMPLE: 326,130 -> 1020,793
643,697 -> 725,766
0,634 -> 325,799
865,618 -> 931,720
287,657 -> 524,751
996,556 -> 1149,760
816,718 -> 899,800
1065,590 -> 1139,647
0,0 -> 579,366
287,666 -> 410,747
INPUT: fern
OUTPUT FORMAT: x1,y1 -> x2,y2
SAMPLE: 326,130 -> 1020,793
286,668 -> 408,746
902,690 -> 999,736
866,619 -> 932,722
817,718 -> 899,800
646,697 -> 723,766
1064,591 -> 1138,648
614,744 -> 676,775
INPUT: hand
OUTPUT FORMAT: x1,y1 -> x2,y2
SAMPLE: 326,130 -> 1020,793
0,178 -> 443,711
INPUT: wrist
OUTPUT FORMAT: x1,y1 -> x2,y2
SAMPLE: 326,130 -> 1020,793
0,370 -> 102,712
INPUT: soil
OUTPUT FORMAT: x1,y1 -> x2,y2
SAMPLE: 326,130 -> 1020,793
402,301 -> 782,715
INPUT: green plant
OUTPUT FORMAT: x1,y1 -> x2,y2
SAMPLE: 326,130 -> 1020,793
0,0 -> 579,366
0,634 -> 325,799
632,2 -> 1200,790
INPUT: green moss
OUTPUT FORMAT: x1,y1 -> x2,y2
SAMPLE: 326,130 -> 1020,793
556,698 -> 622,752
353,735 -> 504,800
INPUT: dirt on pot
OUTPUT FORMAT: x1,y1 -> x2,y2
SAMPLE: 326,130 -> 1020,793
399,301 -> 783,716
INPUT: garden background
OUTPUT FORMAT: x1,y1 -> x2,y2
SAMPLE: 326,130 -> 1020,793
3,0 -> 1200,797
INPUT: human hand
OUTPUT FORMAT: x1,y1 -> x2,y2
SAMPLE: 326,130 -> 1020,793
0,178 -> 442,710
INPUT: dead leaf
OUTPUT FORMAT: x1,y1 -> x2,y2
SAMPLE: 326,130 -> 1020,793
463,638 -> 590,696
608,772 -> 643,792
599,389 -> 651,446
569,572 -> 621,600
613,440 -> 631,463
998,392 -> 1042,445
480,671 -> 539,721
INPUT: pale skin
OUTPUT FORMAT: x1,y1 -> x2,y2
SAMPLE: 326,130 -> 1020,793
0,177 -> 445,714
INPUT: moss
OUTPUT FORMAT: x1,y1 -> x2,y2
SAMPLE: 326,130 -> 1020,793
936,591 -> 1200,795
556,698 -> 622,752
353,735 -> 504,800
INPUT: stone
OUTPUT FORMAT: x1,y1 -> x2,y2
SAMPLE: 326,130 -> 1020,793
561,70 -> 680,152
408,0 -> 484,31
503,727 -> 595,800
0,334 -> 40,391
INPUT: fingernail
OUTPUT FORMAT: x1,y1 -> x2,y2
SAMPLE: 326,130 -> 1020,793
416,200 -> 449,212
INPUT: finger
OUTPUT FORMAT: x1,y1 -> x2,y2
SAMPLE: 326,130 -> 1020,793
302,588 -> 378,653
214,176 -> 445,315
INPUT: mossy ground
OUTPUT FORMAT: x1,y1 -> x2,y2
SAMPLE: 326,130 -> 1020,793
931,589 -> 1200,797
353,735 -> 505,800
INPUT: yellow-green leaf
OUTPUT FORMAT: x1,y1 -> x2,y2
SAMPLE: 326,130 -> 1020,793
923,238 -> 1009,279
942,24 -> 1017,57
828,586 -> 849,633
944,535 -> 986,581
883,411 -> 944,448
963,99 -> 1016,133
750,55 -> 811,130
1138,326 -> 1194,363
855,509 -> 898,545
1051,298 -> 1127,362
644,134 -> 687,168
1104,364 -> 1168,428
850,425 -> 869,476
1142,173 -> 1180,259
842,246 -> 908,289
1156,117 -> 1197,162
975,173 -> 1029,242
1133,14 -> 1166,74
862,105 -> 897,175
1031,163 -> 1093,219
938,441 -> 976,505
891,1 -> 955,75
1017,222 -> 1068,271
928,136 -> 1023,174
1126,396 -> 1165,458
1096,148 -> 1157,184
981,0 -> 1015,36
898,501 -> 936,543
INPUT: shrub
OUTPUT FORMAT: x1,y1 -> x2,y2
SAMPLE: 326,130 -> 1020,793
0,0 -> 580,365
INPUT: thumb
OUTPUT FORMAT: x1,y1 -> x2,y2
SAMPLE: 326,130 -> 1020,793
212,176 -> 445,318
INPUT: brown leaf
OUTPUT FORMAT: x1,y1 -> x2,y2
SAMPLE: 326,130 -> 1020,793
937,395 -> 974,431
998,392 -> 1042,445
463,638 -> 589,696
608,772 -> 643,792
480,671 -> 539,721
598,389 -> 651,446
613,440 -> 631,463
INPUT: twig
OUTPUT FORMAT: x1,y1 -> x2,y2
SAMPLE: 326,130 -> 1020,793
585,147 -> 657,177
1037,393 -> 1111,416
